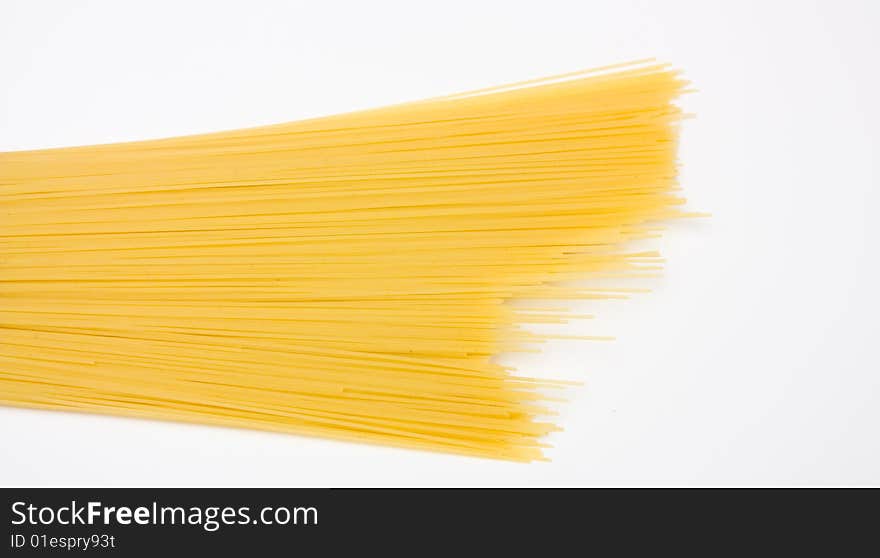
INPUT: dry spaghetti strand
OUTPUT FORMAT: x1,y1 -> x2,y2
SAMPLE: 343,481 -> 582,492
0,61 -> 688,461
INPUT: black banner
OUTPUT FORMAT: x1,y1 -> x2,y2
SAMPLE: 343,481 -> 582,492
1,488 -> 874,555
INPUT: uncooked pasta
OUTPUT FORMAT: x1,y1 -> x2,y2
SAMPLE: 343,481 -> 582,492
0,60 -> 689,461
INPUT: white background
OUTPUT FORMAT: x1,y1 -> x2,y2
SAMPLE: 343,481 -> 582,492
1,0 -> 878,486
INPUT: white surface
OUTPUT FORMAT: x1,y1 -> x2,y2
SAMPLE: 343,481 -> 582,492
1,0 -> 878,486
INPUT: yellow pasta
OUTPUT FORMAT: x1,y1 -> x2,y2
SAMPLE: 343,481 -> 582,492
0,60 -> 689,461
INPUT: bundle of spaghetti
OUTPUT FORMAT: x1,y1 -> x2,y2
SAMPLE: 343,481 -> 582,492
0,60 -> 688,461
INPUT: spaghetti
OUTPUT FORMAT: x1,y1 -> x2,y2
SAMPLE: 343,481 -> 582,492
0,61 -> 689,461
